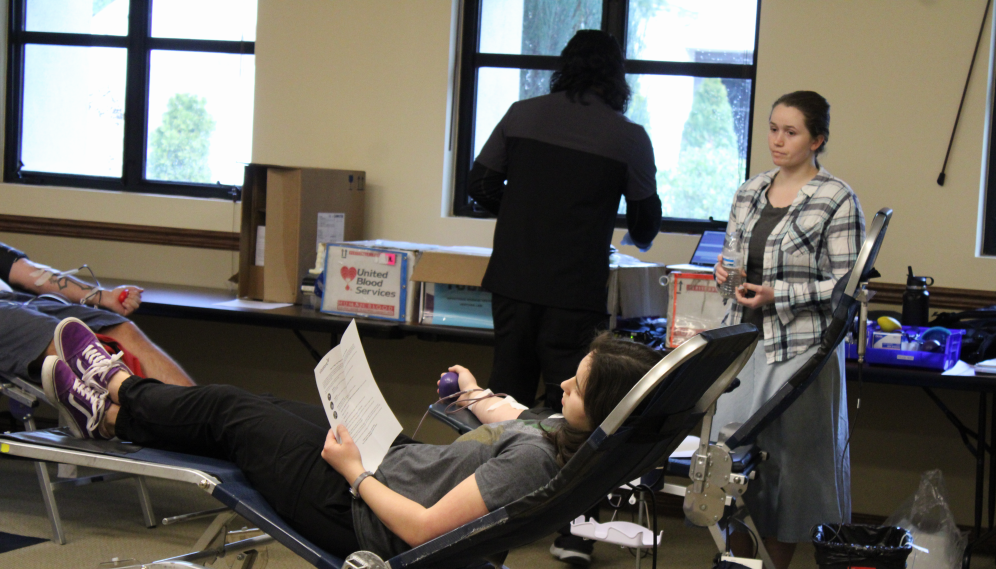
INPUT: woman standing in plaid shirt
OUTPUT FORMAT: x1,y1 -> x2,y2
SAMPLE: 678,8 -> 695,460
713,91 -> 864,569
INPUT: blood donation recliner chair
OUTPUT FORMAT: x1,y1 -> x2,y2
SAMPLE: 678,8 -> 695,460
0,321 -> 759,568
0,293 -> 159,545
432,208 -> 893,569
667,207 -> 893,568
0,371 -> 158,545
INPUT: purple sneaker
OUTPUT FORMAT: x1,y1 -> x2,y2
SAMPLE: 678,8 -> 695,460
41,356 -> 109,440
54,317 -> 131,390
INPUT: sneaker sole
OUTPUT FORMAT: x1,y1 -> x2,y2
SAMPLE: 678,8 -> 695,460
549,544 -> 592,566
41,355 -> 85,439
53,316 -> 87,365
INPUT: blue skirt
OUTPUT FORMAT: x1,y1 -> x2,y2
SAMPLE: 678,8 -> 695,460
711,342 -> 851,542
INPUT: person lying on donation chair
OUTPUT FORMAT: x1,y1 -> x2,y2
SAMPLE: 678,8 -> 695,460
0,242 -> 194,387
40,317 -> 662,560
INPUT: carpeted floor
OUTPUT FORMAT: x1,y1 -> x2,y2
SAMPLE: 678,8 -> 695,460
1,455 -> 974,569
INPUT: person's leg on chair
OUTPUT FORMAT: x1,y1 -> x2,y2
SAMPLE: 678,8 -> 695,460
26,342 -> 57,379
1,302 -> 62,382
10,298 -> 194,386
43,352 -> 358,556
109,377 -> 356,555
100,321 -> 195,386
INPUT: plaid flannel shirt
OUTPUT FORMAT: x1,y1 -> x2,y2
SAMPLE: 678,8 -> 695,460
722,167 -> 865,363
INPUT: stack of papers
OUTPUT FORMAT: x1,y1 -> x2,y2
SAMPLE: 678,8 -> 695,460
976,358 -> 996,376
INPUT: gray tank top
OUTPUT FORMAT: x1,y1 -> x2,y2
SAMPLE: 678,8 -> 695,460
742,201 -> 789,336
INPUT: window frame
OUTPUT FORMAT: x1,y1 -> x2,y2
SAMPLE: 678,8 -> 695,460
452,0 -> 761,234
985,62 -> 996,254
4,0 -> 254,200
984,146 -> 996,254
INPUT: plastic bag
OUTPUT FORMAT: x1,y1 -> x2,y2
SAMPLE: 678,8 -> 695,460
665,272 -> 725,348
884,469 -> 967,569
812,524 -> 912,569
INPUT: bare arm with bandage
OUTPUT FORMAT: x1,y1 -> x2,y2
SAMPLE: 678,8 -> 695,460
7,257 -> 143,316
441,365 -> 527,424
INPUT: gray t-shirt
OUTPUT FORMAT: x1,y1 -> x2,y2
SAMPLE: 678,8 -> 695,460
352,419 -> 562,557
742,202 -> 789,335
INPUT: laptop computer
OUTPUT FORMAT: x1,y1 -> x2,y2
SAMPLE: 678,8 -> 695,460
665,230 -> 726,273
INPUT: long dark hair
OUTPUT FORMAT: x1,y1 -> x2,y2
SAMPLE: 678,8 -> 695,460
772,90 -> 831,165
544,333 -> 663,466
550,30 -> 631,113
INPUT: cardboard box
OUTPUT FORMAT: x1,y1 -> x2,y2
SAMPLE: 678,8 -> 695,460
408,245 -> 494,328
411,248 -> 666,329
421,283 -> 494,329
411,249 -> 491,287
238,164 -> 365,303
340,241 -> 492,325
322,241 -> 665,328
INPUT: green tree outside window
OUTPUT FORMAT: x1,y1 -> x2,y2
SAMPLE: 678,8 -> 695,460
659,78 -> 740,220
149,93 -> 215,184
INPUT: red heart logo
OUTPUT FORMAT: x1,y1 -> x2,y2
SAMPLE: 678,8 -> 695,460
340,266 -> 357,290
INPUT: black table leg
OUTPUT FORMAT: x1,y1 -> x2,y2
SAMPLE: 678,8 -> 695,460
976,393 -> 986,542
989,392 -> 996,533
965,393 -> 996,568
292,329 -> 323,363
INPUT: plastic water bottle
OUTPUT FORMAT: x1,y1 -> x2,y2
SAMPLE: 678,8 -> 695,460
718,228 -> 744,300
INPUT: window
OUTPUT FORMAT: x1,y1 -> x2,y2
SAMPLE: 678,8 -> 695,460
5,0 -> 256,200
453,0 -> 760,233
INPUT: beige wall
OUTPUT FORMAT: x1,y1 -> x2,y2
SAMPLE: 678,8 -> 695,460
750,1 -> 996,289
3,1 -> 993,287
248,0 -> 702,267
0,188 -> 239,287
1,0 -> 994,523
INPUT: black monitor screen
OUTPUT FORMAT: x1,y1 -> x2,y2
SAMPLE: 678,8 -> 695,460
690,231 -> 727,265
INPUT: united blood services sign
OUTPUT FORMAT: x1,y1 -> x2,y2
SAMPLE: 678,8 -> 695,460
321,244 -> 410,321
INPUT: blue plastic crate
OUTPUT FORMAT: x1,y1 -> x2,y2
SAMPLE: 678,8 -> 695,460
844,340 -> 858,360
857,325 -> 964,371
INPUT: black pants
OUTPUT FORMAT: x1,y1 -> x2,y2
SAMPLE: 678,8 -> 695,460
488,294 -> 608,410
115,377 -> 409,557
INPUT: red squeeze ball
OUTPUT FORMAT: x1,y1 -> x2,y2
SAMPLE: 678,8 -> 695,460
118,290 -> 129,304
438,371 -> 460,399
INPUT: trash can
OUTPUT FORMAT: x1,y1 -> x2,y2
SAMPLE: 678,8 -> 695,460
812,524 -> 913,569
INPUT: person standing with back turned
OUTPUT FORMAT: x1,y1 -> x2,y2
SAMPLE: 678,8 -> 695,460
468,29 -> 662,415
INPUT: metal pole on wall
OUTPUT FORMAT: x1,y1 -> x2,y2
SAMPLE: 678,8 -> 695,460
937,0 -> 993,186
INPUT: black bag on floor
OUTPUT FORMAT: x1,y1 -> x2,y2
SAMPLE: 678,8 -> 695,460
812,524 -> 913,569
